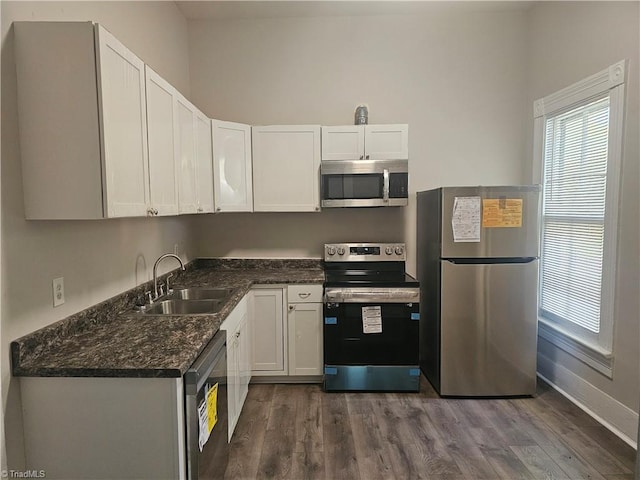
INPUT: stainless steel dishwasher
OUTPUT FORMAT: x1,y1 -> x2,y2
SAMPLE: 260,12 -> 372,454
185,330 -> 229,479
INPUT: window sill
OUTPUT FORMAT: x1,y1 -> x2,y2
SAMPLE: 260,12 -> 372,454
538,319 -> 613,378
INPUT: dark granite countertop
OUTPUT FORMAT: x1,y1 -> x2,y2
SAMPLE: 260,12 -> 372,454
11,259 -> 324,378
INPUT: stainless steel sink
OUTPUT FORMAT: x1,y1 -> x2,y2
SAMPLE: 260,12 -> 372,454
143,299 -> 223,315
168,287 -> 235,301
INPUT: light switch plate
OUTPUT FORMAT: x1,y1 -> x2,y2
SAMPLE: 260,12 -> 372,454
52,277 -> 65,307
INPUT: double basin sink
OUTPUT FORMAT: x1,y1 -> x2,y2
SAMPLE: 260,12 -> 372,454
142,287 -> 235,316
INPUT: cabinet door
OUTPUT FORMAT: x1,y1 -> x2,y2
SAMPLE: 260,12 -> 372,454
227,330 -> 240,441
237,311 -> 251,409
212,120 -> 253,212
364,124 -> 409,160
95,24 -> 150,217
145,66 -> 179,216
288,303 -> 323,376
195,111 -> 214,213
252,126 -> 321,212
321,126 -> 365,161
251,288 -> 286,373
175,94 -> 197,214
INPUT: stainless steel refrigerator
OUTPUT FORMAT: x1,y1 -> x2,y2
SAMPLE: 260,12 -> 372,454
417,185 -> 541,396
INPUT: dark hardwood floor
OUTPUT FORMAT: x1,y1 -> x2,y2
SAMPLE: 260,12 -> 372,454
224,378 -> 636,480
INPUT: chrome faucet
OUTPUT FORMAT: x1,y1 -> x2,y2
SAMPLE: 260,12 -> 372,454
153,253 -> 185,300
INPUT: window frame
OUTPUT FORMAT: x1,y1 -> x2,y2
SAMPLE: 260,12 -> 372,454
532,60 -> 626,377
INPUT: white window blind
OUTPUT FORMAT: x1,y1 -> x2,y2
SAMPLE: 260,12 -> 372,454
534,60 -> 625,374
540,96 -> 610,333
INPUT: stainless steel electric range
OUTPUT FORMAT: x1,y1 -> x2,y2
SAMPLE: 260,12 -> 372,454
323,243 -> 421,392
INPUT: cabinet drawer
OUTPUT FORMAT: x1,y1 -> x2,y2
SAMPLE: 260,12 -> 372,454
287,284 -> 323,303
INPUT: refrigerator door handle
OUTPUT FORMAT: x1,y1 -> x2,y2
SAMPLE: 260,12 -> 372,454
444,257 -> 538,265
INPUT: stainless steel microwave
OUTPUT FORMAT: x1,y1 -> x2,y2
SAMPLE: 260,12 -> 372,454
321,159 -> 408,208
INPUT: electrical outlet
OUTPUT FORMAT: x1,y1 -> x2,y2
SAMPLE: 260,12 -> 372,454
52,277 -> 65,307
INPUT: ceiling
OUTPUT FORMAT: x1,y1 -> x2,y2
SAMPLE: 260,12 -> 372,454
176,1 -> 534,20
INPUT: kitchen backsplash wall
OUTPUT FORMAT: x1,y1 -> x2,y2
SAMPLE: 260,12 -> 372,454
187,8 -> 530,275
0,1 -> 195,469
191,209 -> 405,260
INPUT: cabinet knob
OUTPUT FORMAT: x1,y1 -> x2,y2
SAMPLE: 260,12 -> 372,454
216,207 -> 221,212
366,154 -> 370,160
298,292 -> 311,299
359,155 -> 364,160
289,305 -> 295,311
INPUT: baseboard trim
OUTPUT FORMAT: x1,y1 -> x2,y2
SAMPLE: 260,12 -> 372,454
537,353 -> 638,449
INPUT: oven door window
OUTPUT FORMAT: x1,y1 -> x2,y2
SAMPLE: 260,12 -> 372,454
323,174 -> 383,200
323,302 -> 419,365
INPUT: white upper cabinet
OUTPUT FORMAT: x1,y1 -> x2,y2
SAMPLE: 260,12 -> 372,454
175,94 -> 214,215
145,66 -> 179,216
14,22 -> 151,219
175,94 -> 198,214
252,125 -> 321,212
320,126 -> 365,161
321,124 -> 409,161
212,120 -> 253,212
95,25 -> 151,218
195,111 -> 214,214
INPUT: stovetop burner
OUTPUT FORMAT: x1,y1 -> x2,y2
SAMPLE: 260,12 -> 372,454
323,243 -> 418,289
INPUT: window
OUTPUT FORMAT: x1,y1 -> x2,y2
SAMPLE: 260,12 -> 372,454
533,61 -> 626,377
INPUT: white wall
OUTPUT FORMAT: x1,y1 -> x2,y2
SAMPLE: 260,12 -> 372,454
0,1 -> 195,469
186,8 -> 530,268
526,1 -> 639,443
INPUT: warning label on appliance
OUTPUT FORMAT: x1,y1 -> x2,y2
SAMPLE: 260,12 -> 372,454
198,382 -> 219,451
362,306 -> 382,334
452,196 -> 481,242
482,198 -> 523,227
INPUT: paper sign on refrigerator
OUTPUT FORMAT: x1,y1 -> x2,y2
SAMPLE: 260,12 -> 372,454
482,198 -> 523,227
451,196 -> 481,242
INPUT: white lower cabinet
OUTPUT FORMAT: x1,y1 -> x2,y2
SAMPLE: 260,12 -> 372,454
287,285 -> 323,376
20,377 -> 185,479
250,287 -> 286,375
220,294 -> 251,440
251,285 -> 323,380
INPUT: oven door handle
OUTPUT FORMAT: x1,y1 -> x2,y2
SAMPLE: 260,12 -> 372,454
324,288 -> 420,303
383,168 -> 390,203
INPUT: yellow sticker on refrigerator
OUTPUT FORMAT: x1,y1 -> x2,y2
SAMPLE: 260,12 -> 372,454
482,199 -> 523,227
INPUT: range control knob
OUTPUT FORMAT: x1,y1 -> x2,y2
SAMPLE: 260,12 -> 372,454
327,246 -> 336,256
385,246 -> 394,255
395,246 -> 404,255
337,247 -> 346,255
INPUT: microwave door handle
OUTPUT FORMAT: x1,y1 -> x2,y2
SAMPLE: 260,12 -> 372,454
383,168 -> 390,203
